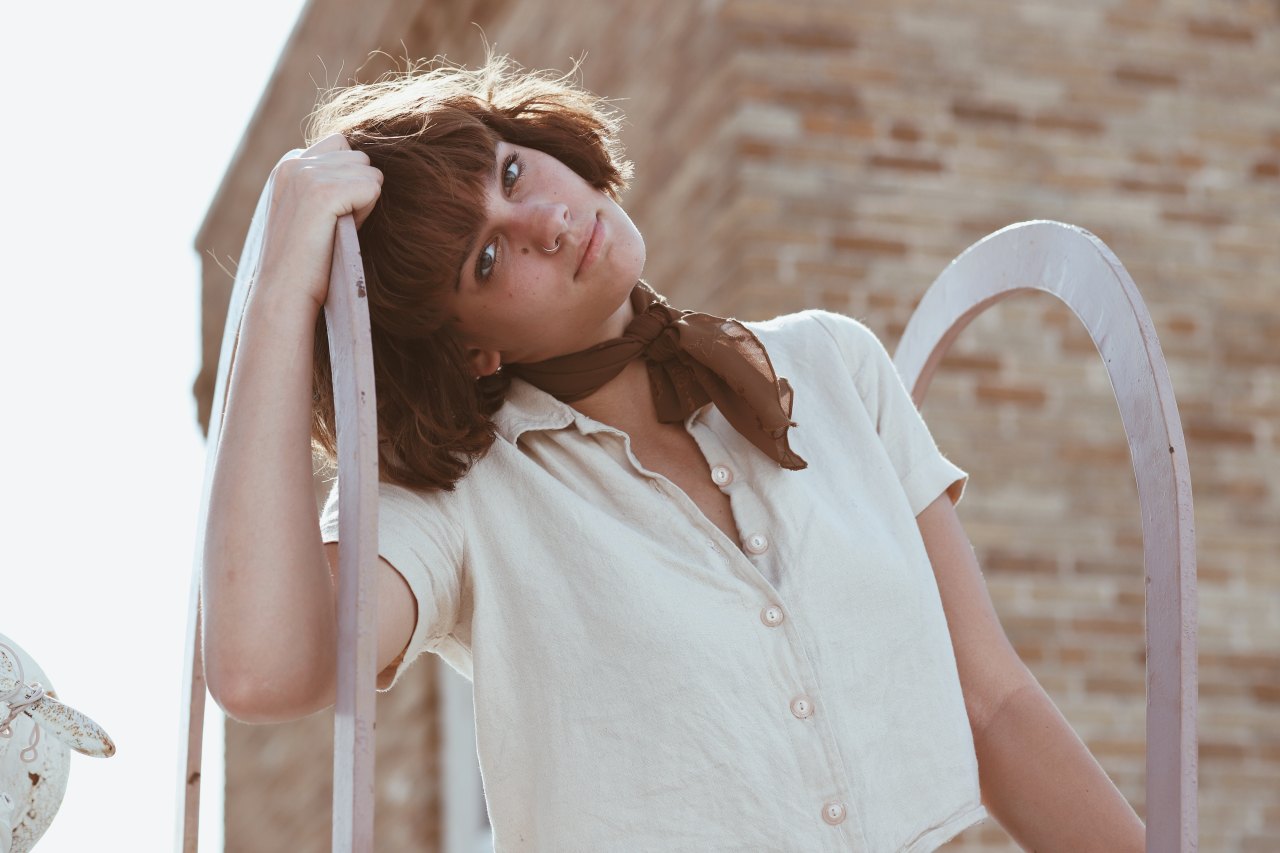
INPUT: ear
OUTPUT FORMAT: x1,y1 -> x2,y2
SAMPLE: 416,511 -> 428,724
468,347 -> 502,379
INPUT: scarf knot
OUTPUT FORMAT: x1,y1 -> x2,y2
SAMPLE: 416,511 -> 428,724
506,282 -> 807,470
638,319 -> 685,365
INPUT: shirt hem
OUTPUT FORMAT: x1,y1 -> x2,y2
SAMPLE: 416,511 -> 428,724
902,803 -> 990,852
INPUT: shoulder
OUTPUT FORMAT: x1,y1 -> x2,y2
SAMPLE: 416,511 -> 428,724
320,474 -> 470,538
744,308 -> 887,374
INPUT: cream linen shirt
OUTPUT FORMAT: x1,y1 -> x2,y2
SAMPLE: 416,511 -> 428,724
320,309 -> 990,852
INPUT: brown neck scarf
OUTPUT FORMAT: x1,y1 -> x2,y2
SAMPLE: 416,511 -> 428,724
506,282 -> 807,470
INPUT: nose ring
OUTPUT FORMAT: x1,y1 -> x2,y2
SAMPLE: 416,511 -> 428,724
541,238 -> 561,254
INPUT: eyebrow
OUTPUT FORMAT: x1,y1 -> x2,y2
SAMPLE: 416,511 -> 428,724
453,148 -> 505,293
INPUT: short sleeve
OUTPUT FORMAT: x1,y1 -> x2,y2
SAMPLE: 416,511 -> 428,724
811,311 -> 968,514
320,480 -> 464,690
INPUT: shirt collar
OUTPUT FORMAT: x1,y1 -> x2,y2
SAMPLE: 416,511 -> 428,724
492,377 -> 577,443
493,376 -> 715,444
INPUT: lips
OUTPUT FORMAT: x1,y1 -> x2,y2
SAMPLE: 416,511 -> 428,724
575,215 -> 603,278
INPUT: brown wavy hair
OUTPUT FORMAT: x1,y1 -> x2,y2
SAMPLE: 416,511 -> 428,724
305,55 -> 632,491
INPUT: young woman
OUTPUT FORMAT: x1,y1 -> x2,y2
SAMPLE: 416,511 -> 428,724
203,56 -> 1145,851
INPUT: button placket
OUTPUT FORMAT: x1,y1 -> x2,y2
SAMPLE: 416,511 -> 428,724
687,417 -> 791,610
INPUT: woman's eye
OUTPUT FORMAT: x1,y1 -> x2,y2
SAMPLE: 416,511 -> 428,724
476,241 -> 497,280
502,153 -> 521,193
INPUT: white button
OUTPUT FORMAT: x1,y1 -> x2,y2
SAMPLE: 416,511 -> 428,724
822,801 -> 847,825
744,532 -> 769,555
760,605 -> 784,627
790,696 -> 814,719
710,465 -> 734,487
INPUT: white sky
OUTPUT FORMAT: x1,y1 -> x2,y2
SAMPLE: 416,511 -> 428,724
2,1 -> 308,850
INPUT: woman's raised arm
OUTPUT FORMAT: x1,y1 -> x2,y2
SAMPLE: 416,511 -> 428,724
201,135 -> 414,724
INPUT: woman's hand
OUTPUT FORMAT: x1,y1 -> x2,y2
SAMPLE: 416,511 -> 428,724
256,132 -> 383,313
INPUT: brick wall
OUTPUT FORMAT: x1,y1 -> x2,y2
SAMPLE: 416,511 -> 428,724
691,2 -> 1279,849
224,663 -> 439,852
207,0 -> 1279,848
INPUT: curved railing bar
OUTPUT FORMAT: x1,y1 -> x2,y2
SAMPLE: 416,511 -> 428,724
325,211 -> 380,853
894,220 -> 1198,852
179,146 -> 380,852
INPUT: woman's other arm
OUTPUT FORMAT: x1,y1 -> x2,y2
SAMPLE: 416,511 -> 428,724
202,134 -> 415,724
917,494 -> 1145,852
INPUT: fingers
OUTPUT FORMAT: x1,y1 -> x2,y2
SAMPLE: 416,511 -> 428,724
353,198 -> 378,230
299,132 -> 372,174
257,140 -> 384,307
273,145 -> 380,215
305,131 -> 351,155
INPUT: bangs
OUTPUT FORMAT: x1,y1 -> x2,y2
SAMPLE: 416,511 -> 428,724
344,105 -> 500,338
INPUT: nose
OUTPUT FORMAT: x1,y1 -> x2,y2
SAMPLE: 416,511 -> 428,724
526,201 -> 570,253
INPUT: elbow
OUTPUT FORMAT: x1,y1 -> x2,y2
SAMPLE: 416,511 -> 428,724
205,656 -> 332,724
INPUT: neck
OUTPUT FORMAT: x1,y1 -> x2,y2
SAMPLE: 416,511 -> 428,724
554,285 -> 655,431
568,359 -> 662,435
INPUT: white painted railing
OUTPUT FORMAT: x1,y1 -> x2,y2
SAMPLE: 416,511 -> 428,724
894,221 -> 1198,853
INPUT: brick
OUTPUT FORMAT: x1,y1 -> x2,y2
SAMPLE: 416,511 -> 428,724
1200,740 -> 1251,762
868,154 -> 944,172
1085,675 -> 1145,697
1115,590 -> 1146,610
889,121 -> 921,142
1253,683 -> 1280,704
974,382 -> 1048,407
1113,65 -> 1180,87
1186,18 -> 1255,43
1070,617 -> 1144,638
1031,112 -> 1105,135
1175,152 -> 1206,170
1162,315 -> 1200,336
1116,176 -> 1187,195
832,234 -> 908,255
734,23 -> 857,50
1059,440 -> 1129,465
744,83 -> 863,115
1212,478 -> 1269,501
1161,208 -> 1231,227
1185,419 -> 1255,446
1087,737 -> 1147,758
1104,10 -> 1151,32
1060,646 -> 1089,664
939,353 -> 1001,373
983,548 -> 1059,575
1012,640 -> 1045,662
1195,564 -> 1238,584
1075,557 -> 1139,577
951,99 -> 1023,126
737,138 -> 777,159
1200,680 -> 1253,699
802,114 -> 876,138
1253,160 -> 1280,179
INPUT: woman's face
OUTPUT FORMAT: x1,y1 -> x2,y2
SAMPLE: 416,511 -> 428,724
448,141 -> 646,374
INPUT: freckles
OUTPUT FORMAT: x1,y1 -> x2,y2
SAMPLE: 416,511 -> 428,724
521,247 -> 529,255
